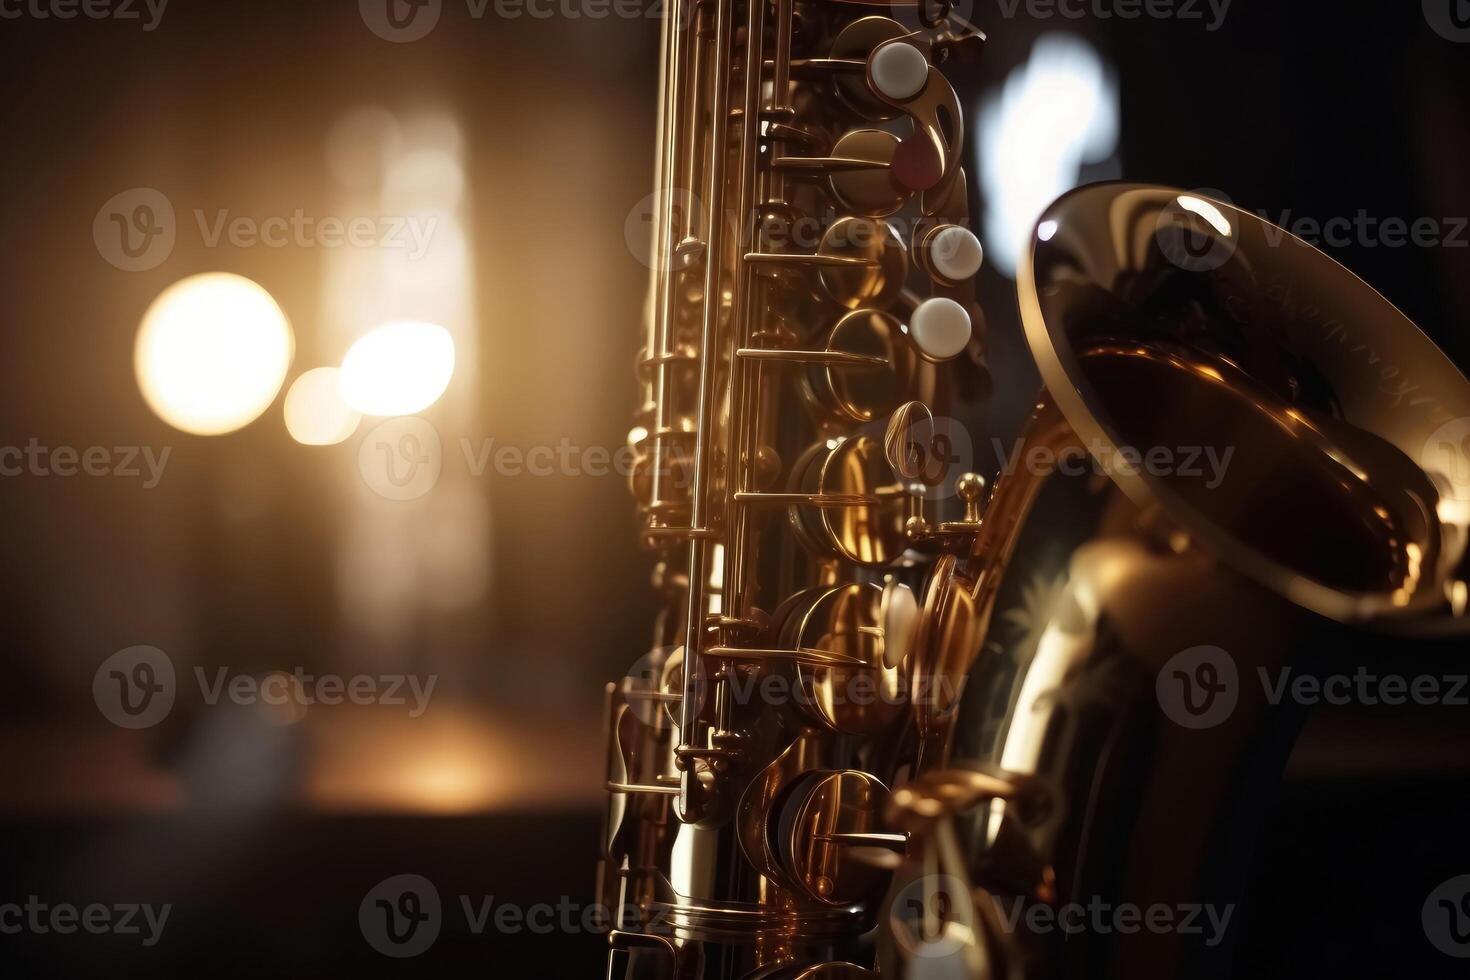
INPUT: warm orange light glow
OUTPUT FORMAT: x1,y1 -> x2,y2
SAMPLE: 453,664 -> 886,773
339,321 -> 455,417
303,708 -> 600,814
135,273 -> 294,436
407,757 -> 496,813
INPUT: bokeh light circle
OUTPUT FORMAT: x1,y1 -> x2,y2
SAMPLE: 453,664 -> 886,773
135,273 -> 294,436
284,367 -> 362,446
339,321 -> 455,417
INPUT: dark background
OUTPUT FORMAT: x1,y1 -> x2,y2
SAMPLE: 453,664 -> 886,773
1,0 -> 1468,977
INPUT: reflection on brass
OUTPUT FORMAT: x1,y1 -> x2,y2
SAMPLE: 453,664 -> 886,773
775,770 -> 894,905
603,0 -> 988,970
887,766 -> 1045,829
754,964 -> 877,980
785,583 -> 903,734
598,0 -> 1470,976
884,401 -> 934,481
865,32 -> 965,213
1017,184 -> 1470,621
816,437 -> 910,566
829,16 -> 906,120
817,217 -> 908,310
818,310 -> 914,422
827,130 -> 908,216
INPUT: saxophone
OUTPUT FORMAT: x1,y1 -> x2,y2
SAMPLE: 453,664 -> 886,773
599,2 -> 1470,977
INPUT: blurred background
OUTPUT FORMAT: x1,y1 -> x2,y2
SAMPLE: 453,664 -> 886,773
1,0 -> 1469,976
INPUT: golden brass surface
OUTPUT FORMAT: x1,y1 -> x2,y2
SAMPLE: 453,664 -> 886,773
817,217 -> 908,310
817,310 -> 915,423
815,437 -> 910,566
827,130 -> 908,216
777,769 -> 892,905
598,3 -> 1470,978
604,2 -> 987,973
786,583 -> 902,734
829,17 -> 906,119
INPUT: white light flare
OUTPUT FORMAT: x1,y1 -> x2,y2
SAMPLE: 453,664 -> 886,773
135,273 -> 294,436
339,320 -> 456,417
978,34 -> 1121,277
1176,194 -> 1234,237
284,367 -> 362,446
